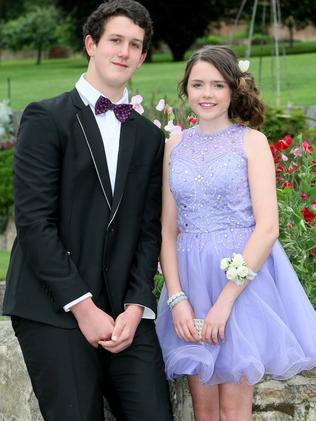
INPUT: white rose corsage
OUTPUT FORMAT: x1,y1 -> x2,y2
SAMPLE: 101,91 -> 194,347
220,253 -> 256,286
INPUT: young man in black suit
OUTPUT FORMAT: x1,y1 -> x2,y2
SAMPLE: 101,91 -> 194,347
3,1 -> 172,419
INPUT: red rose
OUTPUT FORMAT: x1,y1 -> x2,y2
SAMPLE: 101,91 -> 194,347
300,206 -> 316,223
302,140 -> 313,153
273,135 -> 292,152
311,248 -> 316,257
276,164 -> 284,173
187,116 -> 198,125
281,181 -> 293,189
300,192 -> 309,200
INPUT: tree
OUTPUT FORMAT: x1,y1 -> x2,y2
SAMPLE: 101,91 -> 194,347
140,0 -> 216,61
0,0 -> 55,21
2,6 -> 60,64
280,0 -> 316,47
57,0 -> 239,61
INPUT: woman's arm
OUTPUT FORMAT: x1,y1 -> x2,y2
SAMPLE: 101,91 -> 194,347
160,133 -> 200,342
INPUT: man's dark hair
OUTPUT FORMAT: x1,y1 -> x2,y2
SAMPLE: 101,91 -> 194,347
83,0 -> 153,54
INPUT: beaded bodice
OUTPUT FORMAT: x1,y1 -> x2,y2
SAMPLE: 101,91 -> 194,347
169,124 -> 255,233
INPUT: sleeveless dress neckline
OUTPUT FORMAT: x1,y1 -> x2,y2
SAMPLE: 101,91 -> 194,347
194,123 -> 236,139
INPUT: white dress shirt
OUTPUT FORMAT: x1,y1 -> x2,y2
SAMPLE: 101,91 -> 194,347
63,74 -> 155,319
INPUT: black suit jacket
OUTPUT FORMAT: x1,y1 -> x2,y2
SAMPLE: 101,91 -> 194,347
3,89 -> 164,328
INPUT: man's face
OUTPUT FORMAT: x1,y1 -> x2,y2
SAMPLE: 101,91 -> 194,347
85,15 -> 147,94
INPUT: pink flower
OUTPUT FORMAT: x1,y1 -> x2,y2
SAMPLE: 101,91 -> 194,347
157,262 -> 162,274
131,95 -> 144,114
302,140 -> 313,153
292,147 -> 302,157
166,105 -> 173,115
300,192 -> 309,201
155,99 -> 165,111
312,200 -> 316,210
164,120 -> 182,134
281,154 -> 288,161
153,119 -> 161,128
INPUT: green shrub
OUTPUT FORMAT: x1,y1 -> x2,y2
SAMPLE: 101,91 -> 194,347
262,107 -> 307,142
271,134 -> 316,307
0,147 -> 14,233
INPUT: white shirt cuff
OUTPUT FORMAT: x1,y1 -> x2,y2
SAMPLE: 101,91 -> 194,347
63,293 -> 93,312
124,303 -> 155,319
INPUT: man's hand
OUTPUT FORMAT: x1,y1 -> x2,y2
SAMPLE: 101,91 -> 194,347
71,298 -> 115,348
98,304 -> 144,353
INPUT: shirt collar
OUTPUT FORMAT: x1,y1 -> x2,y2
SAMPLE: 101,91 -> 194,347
75,74 -> 129,108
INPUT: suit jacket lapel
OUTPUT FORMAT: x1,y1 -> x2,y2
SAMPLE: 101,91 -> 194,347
108,113 -> 137,228
74,93 -> 113,211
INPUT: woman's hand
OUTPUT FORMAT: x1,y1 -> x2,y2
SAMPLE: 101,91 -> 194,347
202,301 -> 233,345
171,300 -> 201,343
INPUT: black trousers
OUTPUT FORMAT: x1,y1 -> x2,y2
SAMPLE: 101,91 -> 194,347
12,316 -> 173,421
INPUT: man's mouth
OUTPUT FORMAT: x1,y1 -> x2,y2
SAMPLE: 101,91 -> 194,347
112,61 -> 128,68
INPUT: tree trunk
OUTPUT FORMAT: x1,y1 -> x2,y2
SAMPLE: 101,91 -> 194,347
169,44 -> 187,62
289,26 -> 294,48
36,46 -> 42,65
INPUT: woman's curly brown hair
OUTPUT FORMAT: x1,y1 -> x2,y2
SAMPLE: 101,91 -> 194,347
178,45 -> 265,129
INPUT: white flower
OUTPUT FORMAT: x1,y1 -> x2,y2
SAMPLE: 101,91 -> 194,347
155,99 -> 165,111
131,95 -> 144,114
153,119 -> 161,128
164,120 -> 182,134
0,100 -> 12,126
237,265 -> 249,278
220,258 -> 230,270
238,59 -> 250,73
226,267 -> 238,281
231,253 -> 244,267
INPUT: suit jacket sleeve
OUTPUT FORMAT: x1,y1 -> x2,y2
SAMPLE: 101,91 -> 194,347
14,102 -> 89,310
124,130 -> 165,314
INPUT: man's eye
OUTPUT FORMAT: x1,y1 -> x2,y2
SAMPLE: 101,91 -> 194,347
132,43 -> 141,49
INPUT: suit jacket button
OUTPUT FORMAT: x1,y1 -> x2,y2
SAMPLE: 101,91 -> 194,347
104,266 -> 108,272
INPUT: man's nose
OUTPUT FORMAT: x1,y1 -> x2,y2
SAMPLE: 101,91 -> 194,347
118,42 -> 129,57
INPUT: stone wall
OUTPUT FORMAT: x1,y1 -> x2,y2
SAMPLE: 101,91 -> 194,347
0,218 -> 15,253
0,283 -> 5,313
1,320 -> 315,421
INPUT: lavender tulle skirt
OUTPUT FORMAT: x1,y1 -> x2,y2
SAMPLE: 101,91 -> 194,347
156,227 -> 316,385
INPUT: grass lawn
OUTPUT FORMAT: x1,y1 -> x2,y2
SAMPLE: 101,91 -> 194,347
0,52 -> 316,110
0,250 -> 10,281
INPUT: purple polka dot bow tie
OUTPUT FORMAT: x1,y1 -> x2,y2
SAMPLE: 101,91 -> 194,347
94,95 -> 133,123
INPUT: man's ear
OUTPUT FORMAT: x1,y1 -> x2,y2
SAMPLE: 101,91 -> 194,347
84,35 -> 96,58
137,52 -> 147,68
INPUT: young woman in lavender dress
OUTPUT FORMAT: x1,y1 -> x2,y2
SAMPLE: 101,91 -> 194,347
156,45 -> 316,420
